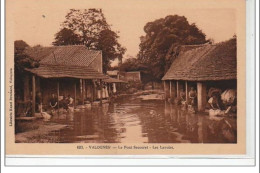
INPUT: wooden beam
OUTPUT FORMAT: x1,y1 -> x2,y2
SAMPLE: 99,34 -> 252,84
32,75 -> 36,117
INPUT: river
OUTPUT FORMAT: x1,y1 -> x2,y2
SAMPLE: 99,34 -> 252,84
48,92 -> 237,143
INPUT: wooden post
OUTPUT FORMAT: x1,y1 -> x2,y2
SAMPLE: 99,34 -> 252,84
109,83 -> 112,97
185,81 -> 189,102
197,82 -> 207,111
170,80 -> 176,99
169,81 -> 172,98
92,81 -> 95,102
176,81 -> 179,97
163,81 -> 166,99
85,80 -> 88,100
80,79 -> 82,94
100,80 -> 103,104
164,80 -> 170,99
57,80 -> 60,115
176,81 -> 183,98
82,79 -> 85,105
32,75 -> 36,117
74,82 -> 76,108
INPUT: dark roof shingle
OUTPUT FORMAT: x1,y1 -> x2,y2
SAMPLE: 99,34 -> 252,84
162,38 -> 237,81
25,45 -> 101,67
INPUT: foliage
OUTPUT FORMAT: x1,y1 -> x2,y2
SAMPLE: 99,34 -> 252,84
120,57 -> 156,84
138,15 -> 208,80
15,41 -> 39,72
53,9 -> 126,72
52,28 -> 81,46
96,29 -> 126,72
14,40 -> 39,99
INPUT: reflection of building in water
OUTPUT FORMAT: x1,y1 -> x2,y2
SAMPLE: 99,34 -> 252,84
197,116 -> 205,143
163,101 -> 236,143
162,38 -> 237,112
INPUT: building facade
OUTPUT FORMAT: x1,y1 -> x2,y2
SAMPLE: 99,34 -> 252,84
19,45 -> 108,116
162,38 -> 237,111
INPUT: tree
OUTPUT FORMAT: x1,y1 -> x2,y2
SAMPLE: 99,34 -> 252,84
15,40 -> 29,54
52,28 -> 81,46
120,57 -> 155,85
53,9 -> 125,72
14,40 -> 39,100
14,40 -> 39,73
138,15 -> 208,80
96,29 -> 126,71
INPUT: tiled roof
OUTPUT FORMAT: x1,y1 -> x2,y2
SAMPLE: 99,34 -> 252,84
25,45 -> 101,67
162,38 -> 237,81
25,64 -> 108,79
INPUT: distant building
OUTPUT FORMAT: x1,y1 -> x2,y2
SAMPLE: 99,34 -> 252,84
121,71 -> 141,82
107,70 -> 119,79
162,38 -> 237,111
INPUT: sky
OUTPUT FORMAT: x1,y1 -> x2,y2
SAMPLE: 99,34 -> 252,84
10,0 -> 236,66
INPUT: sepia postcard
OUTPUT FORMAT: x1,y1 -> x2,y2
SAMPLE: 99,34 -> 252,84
5,0 -> 249,158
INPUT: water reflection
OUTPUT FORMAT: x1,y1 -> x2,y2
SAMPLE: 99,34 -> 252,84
48,95 -> 237,143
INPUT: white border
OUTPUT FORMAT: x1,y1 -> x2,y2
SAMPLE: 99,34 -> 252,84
1,0 -> 258,167
245,0 -> 256,159
5,157 -> 255,166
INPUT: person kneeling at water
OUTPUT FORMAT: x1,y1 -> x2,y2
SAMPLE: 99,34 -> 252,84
188,87 -> 197,106
208,93 -> 231,117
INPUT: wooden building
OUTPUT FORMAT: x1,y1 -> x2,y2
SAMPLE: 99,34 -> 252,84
22,45 -> 108,116
162,38 -> 237,111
